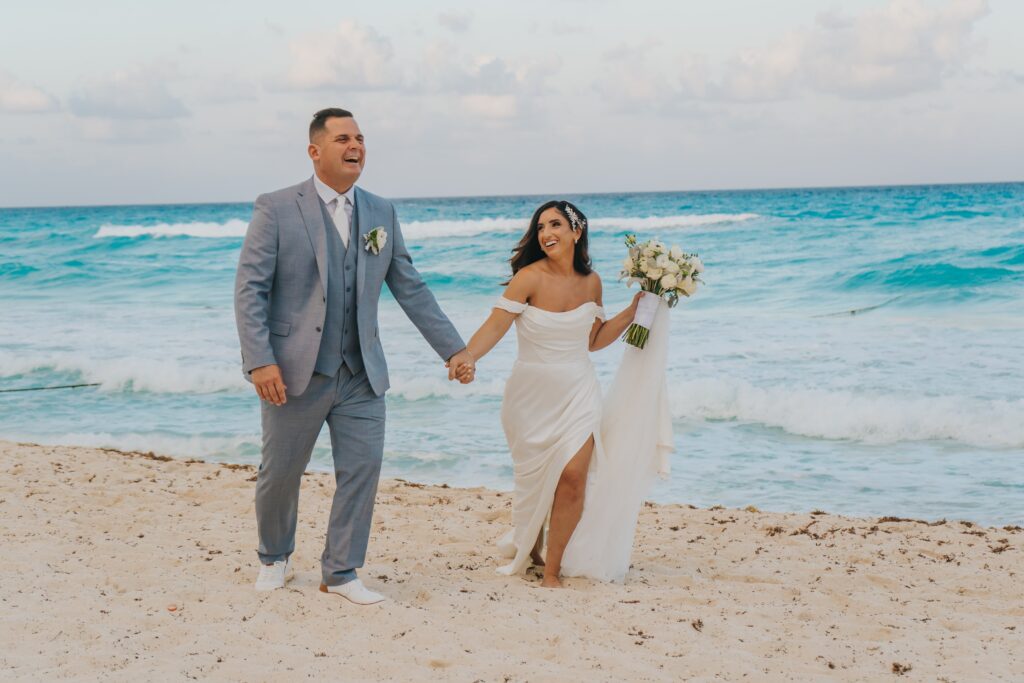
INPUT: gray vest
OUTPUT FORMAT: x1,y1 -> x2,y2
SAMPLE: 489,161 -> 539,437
313,198 -> 363,377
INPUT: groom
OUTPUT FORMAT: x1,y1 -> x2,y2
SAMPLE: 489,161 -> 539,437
234,107 -> 475,605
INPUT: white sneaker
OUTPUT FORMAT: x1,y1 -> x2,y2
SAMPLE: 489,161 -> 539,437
319,579 -> 386,605
254,558 -> 293,592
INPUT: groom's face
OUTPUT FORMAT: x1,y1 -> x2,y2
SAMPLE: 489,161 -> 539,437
309,116 -> 365,190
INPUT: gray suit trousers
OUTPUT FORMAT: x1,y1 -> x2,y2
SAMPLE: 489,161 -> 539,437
255,365 -> 385,586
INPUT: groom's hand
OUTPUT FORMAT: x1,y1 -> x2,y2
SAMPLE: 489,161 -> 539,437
251,364 -> 287,405
445,349 -> 476,384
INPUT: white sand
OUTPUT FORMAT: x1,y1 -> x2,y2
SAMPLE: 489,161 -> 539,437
1,440 -> 1020,681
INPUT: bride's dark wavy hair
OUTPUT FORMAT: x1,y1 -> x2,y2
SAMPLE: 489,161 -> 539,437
505,200 -> 592,283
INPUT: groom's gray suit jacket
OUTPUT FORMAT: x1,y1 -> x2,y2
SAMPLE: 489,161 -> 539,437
234,176 -> 464,397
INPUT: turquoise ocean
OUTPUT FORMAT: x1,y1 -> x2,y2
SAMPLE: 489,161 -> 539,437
2,183 -> 1022,524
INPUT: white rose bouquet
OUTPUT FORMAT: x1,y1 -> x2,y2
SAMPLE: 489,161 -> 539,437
619,233 -> 704,348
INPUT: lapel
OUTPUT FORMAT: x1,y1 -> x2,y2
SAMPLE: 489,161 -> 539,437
354,187 -> 369,300
296,177 -> 328,295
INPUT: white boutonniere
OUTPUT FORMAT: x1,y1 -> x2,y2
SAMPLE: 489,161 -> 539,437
363,227 -> 388,255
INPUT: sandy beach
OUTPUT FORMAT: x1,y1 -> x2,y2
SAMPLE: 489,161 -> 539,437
1,440 -> 1020,681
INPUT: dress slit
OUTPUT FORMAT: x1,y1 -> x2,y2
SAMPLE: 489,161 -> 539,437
545,431 -> 597,539
497,426 -> 601,576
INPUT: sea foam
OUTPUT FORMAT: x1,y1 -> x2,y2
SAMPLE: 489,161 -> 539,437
92,213 -> 759,241
0,350 -> 505,398
0,350 -> 248,394
670,377 -> 1024,449
94,220 -> 249,239
5,348 -> 1020,449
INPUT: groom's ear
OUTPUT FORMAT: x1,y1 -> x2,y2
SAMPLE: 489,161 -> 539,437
308,143 -> 320,162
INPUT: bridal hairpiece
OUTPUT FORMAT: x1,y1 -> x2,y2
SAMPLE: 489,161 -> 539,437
562,202 -> 587,233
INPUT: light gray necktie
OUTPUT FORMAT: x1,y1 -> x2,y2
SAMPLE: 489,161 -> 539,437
331,196 -> 351,248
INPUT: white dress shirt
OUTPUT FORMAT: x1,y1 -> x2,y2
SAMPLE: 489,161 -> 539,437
313,174 -> 355,247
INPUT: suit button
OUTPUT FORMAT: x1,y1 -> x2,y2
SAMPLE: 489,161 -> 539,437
322,296 -> 326,302
346,287 -> 351,292
346,265 -> 352,271
315,327 -> 322,332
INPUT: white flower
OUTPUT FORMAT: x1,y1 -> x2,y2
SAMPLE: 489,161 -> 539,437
647,267 -> 663,279
655,254 -> 670,269
660,274 -> 678,290
622,256 -> 634,271
642,247 -> 655,258
363,227 -> 388,255
670,245 -> 683,260
664,260 -> 680,274
677,275 -> 697,296
690,256 -> 704,273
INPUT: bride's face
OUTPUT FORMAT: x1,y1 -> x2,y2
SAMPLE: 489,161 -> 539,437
537,208 -> 578,259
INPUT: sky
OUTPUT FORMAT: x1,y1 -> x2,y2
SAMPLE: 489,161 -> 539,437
1,0 -> 1022,206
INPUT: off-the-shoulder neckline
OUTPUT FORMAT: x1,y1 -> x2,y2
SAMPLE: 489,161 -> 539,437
500,297 -> 601,315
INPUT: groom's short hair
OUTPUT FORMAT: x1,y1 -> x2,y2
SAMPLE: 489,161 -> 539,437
309,108 -> 354,142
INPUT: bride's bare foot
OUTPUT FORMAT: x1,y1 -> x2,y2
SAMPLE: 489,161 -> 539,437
540,573 -> 563,588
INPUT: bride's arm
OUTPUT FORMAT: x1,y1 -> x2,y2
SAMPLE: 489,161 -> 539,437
460,270 -> 535,369
589,276 -> 642,352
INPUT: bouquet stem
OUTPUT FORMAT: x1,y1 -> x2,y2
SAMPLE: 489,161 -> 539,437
622,323 -> 651,348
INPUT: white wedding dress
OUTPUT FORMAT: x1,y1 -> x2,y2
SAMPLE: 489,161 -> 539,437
494,296 -> 673,582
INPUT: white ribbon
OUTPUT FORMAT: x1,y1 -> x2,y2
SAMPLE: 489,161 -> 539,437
632,292 -> 661,329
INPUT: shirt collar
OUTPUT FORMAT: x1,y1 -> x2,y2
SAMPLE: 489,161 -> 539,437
312,174 -> 356,206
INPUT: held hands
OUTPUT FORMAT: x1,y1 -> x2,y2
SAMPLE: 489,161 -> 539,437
445,348 -> 477,385
251,364 -> 287,405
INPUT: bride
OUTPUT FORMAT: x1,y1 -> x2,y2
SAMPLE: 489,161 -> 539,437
455,200 -> 668,588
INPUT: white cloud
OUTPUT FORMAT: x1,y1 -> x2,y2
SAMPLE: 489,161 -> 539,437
460,94 -> 518,120
437,10 -> 473,33
284,20 -> 401,90
596,41 -> 677,109
417,45 -> 521,95
196,77 -> 260,104
799,0 -> 989,99
406,42 -> 558,124
661,0 -> 991,103
717,35 -> 803,101
69,67 -> 189,119
280,19 -> 557,101
77,118 -> 183,144
0,70 -> 59,113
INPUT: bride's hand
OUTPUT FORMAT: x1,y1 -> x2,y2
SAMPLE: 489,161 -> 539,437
629,291 -> 644,314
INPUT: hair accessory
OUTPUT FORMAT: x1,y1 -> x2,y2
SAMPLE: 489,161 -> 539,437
562,202 -> 587,233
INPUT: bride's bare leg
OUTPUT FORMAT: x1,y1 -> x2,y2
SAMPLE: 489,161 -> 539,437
542,436 -> 595,588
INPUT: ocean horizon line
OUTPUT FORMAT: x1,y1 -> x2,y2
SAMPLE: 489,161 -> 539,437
2,178 -> 1022,211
